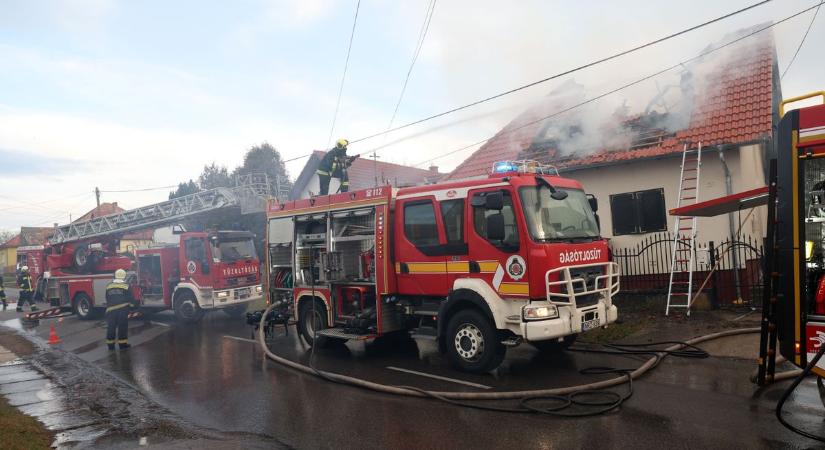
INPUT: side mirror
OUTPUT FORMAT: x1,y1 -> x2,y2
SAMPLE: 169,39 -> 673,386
486,213 -> 505,241
594,214 -> 601,232
485,192 -> 504,210
586,194 -> 598,212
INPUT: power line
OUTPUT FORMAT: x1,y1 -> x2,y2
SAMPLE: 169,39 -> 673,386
326,0 -> 362,148
385,0 -> 437,131
781,2 -> 821,80
0,191 -> 90,213
410,2 -> 824,169
99,185 -> 178,193
283,0 -> 773,164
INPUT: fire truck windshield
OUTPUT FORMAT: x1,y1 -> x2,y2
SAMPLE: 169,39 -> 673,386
519,186 -> 600,241
211,238 -> 257,262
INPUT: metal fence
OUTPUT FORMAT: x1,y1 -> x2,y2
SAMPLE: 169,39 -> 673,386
611,232 -> 764,306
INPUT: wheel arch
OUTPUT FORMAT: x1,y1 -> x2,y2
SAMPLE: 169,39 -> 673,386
437,288 -> 497,352
295,290 -> 332,325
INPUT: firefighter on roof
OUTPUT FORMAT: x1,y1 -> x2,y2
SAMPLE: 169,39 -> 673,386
16,266 -> 37,312
316,138 -> 358,195
105,269 -> 137,350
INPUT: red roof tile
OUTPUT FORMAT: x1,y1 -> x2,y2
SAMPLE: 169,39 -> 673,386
74,202 -> 124,223
446,28 -> 776,180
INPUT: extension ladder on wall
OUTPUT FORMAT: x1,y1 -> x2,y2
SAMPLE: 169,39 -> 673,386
666,142 -> 703,316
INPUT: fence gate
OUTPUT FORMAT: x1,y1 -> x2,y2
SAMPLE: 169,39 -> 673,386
611,232 -> 763,307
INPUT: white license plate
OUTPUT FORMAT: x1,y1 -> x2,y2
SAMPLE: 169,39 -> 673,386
582,318 -> 600,331
238,288 -> 250,299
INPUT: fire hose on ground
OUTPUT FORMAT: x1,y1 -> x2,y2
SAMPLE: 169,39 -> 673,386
256,305 -> 802,416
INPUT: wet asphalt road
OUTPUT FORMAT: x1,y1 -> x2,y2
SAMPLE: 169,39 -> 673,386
2,300 -> 824,449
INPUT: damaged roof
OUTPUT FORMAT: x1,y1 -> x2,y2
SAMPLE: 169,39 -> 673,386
445,26 -> 777,180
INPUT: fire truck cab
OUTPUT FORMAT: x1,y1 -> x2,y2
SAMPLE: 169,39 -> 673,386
266,161 -> 619,373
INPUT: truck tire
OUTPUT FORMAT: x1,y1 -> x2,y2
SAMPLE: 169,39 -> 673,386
73,293 -> 98,320
298,299 -> 330,348
72,244 -> 93,273
222,304 -> 248,318
174,291 -> 204,323
445,309 -> 506,374
531,334 -> 577,354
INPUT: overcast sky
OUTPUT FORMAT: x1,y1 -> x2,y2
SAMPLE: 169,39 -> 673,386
1,0 -> 823,232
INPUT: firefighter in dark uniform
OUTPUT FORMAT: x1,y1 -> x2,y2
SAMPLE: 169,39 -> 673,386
316,139 -> 358,195
0,277 -> 6,310
16,266 -> 37,312
105,269 -> 136,350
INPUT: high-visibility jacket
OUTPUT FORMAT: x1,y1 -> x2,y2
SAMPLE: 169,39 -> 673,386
18,273 -> 32,292
316,147 -> 350,177
105,280 -> 137,313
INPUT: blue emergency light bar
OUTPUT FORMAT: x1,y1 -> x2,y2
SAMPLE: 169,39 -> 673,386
492,160 -> 560,176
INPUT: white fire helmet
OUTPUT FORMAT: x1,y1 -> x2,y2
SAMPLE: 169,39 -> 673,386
115,269 -> 126,280
21,265 -> 29,272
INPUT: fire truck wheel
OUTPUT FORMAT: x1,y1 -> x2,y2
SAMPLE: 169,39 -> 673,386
73,293 -> 99,320
298,300 -> 331,348
530,334 -> 577,354
223,304 -> 248,318
174,291 -> 204,323
446,309 -> 506,374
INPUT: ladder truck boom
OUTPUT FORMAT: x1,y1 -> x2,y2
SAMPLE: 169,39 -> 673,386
50,174 -> 270,244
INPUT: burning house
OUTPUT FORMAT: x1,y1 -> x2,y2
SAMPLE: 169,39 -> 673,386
446,26 -> 779,251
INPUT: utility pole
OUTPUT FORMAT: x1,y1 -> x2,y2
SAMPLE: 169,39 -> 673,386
371,152 -> 380,187
95,187 -> 100,208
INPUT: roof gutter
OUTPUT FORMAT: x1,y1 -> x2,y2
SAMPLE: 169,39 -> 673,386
556,137 -> 768,174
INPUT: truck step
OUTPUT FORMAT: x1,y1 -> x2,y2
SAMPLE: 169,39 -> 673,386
410,326 -> 438,341
315,328 -> 375,341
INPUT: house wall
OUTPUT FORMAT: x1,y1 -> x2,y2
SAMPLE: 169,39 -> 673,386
119,239 -> 153,254
568,143 -> 766,250
0,247 -> 15,274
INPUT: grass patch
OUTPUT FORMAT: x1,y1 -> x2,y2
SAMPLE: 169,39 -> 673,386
0,396 -> 52,450
583,319 -> 646,343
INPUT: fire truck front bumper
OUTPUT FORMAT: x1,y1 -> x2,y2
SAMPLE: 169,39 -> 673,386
211,284 -> 264,308
522,262 -> 620,342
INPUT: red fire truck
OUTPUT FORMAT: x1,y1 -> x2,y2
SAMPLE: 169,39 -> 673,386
18,180 -> 268,322
265,161 -> 619,373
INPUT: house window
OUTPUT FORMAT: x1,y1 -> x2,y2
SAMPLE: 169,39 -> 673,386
404,201 -> 439,246
609,188 -> 667,235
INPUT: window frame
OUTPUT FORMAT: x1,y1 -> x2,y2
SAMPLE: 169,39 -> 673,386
608,188 -> 668,236
403,200 -> 441,248
471,189 -> 520,253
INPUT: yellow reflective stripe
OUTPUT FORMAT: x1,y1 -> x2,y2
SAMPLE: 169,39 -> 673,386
405,262 -> 447,273
106,339 -> 115,344
478,261 -> 500,273
106,303 -> 130,312
117,339 -> 128,344
446,261 -> 469,273
107,283 -> 129,290
316,170 -> 330,175
498,282 -> 529,295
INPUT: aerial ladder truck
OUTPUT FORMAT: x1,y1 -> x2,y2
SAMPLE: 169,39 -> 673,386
17,174 -> 271,323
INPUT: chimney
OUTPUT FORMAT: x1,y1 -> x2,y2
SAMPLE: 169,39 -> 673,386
428,165 -> 438,174
112,202 -> 118,209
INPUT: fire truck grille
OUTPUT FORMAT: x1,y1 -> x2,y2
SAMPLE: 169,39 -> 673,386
566,267 -> 605,308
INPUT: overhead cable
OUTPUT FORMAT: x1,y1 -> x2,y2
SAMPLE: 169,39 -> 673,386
326,0 -> 362,147
282,0 -> 773,164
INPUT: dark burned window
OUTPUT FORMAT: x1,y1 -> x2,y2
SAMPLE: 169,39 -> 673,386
404,201 -> 439,246
609,188 -> 667,235
440,200 -> 464,244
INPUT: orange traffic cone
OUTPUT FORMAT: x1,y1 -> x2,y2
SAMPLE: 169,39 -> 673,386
47,323 -> 61,345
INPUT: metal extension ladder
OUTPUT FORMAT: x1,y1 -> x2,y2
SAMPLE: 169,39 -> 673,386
666,142 -> 703,316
